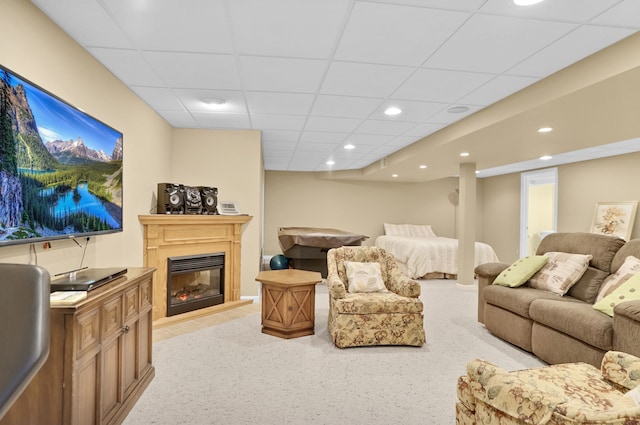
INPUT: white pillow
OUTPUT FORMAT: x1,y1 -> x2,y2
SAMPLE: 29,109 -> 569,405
529,252 -> 592,296
596,256 -> 640,302
409,224 -> 437,238
345,261 -> 387,293
383,223 -> 412,236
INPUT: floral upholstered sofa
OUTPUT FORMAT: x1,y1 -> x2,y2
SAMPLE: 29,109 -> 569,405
456,351 -> 640,425
326,246 -> 425,348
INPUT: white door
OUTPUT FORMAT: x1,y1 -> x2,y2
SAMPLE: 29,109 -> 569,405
520,168 -> 558,256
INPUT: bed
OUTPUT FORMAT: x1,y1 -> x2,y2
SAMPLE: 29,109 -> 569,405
374,223 -> 499,279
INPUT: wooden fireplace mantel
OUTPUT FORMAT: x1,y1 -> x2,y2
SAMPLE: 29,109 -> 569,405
138,214 -> 252,325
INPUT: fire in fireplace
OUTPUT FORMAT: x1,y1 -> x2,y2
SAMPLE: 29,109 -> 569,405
167,253 -> 225,316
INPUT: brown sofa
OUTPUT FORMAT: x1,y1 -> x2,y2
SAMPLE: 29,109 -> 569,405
476,232 -> 640,367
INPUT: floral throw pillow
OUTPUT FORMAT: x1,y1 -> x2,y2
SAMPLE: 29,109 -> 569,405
345,261 -> 387,293
596,256 -> 640,302
529,252 -> 592,296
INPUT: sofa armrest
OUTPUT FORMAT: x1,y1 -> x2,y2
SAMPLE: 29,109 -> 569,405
601,351 -> 640,391
326,274 -> 346,299
387,272 -> 421,298
613,300 -> 640,359
475,262 -> 509,324
465,359 -> 563,425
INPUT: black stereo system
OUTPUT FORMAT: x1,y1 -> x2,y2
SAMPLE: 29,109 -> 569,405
157,183 -> 218,215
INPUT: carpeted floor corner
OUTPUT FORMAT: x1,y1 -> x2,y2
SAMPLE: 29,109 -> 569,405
122,280 -> 544,424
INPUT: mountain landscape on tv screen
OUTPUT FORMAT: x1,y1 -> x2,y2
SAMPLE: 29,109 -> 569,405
0,68 -> 123,244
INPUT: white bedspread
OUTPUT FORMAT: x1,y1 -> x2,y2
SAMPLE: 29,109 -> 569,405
375,235 -> 499,279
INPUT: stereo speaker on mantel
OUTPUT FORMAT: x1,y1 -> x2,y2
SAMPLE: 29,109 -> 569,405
199,186 -> 218,215
183,186 -> 203,214
157,183 -> 184,214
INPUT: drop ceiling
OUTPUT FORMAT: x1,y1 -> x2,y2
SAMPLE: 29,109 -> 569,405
31,0 -> 640,181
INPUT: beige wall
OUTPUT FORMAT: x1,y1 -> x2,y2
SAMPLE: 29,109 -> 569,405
170,129 -> 263,296
0,0 -> 262,298
480,152 -> 640,264
263,171 -> 488,256
0,0 -> 172,274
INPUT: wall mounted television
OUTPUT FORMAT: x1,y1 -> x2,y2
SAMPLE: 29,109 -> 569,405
0,64 -> 123,247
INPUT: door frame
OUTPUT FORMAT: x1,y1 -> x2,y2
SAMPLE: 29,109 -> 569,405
520,168 -> 558,257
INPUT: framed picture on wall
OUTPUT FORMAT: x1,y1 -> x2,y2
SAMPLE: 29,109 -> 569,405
590,201 -> 638,240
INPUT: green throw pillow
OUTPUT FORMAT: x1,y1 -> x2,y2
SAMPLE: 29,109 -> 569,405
493,256 -> 549,288
593,272 -> 640,316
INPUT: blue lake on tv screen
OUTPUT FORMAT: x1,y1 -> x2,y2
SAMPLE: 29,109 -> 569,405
41,182 -> 119,228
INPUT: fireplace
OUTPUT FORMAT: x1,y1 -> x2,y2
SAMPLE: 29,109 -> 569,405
167,253 -> 225,316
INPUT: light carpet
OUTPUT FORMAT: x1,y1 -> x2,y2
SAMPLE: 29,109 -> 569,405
123,280 -> 545,425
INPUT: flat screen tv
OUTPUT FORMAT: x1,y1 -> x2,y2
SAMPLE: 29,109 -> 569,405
0,64 -> 123,247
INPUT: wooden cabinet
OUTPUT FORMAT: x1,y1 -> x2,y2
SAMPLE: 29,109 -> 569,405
0,268 -> 155,425
256,269 -> 321,339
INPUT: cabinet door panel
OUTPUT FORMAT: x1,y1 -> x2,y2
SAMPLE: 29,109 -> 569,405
75,356 -> 98,425
122,321 -> 138,398
101,335 -> 122,422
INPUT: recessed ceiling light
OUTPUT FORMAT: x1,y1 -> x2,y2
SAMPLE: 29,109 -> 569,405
419,165 -> 427,169
384,106 -> 402,116
344,144 -> 355,150
538,127 -> 553,133
447,106 -> 469,114
540,155 -> 552,161
513,0 -> 544,5
460,152 -> 470,157
326,160 -> 335,166
392,174 -> 398,178
203,98 -> 226,107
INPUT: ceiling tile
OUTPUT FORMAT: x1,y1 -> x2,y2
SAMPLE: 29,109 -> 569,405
157,110 -> 199,128
143,52 -> 241,90
591,0 -> 640,27
457,75 -> 539,106
356,120 -> 416,135
250,114 -> 307,131
304,116 -> 362,133
507,25 -> 636,77
311,95 -> 383,119
346,134 -> 394,146
293,143 -> 337,154
262,140 -> 298,152
321,62 -> 414,98
239,56 -> 327,93
32,0 -> 133,48
130,86 -> 186,111
393,68 -> 494,103
261,130 -> 301,143
87,48 -> 165,86
245,92 -> 315,116
370,100 -> 447,122
227,0 -> 350,58
173,89 -> 247,113
335,2 -> 468,66
402,123 -> 446,138
362,0 -> 486,11
424,14 -> 578,74
428,105 -> 484,124
191,112 -> 251,129
480,0 -> 622,23
103,0 -> 233,53
299,131 -> 349,144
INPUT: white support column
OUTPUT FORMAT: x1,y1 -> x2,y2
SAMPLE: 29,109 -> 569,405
457,163 -> 476,288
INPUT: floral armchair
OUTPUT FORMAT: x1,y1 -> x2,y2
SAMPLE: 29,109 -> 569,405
326,246 -> 425,348
456,351 -> 640,425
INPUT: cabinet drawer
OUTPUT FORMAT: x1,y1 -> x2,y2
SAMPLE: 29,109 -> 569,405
75,308 -> 100,360
102,296 -> 123,340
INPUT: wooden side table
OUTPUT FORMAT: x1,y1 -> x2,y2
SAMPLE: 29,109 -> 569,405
255,269 -> 322,339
